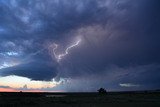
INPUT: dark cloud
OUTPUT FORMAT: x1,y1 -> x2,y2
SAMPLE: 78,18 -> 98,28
0,0 -> 160,91
0,61 -> 57,81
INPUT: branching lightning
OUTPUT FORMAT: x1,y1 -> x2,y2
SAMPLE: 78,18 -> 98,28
50,38 -> 81,62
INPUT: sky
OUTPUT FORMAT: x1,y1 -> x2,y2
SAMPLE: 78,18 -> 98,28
0,0 -> 160,92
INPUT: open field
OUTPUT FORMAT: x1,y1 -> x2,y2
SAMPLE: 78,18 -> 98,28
0,91 -> 160,107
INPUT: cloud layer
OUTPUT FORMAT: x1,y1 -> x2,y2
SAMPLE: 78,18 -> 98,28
0,0 -> 160,91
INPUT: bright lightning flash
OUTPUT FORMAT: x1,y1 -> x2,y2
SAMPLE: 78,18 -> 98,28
50,38 -> 81,62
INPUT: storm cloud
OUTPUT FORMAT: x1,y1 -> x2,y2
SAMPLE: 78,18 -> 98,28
0,0 -> 160,91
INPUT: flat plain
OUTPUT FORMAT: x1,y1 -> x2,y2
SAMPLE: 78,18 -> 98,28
0,91 -> 160,107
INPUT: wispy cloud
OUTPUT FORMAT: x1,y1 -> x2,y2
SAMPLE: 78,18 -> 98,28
119,83 -> 140,88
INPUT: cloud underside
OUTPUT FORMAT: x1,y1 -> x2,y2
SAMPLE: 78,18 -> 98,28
0,0 -> 160,91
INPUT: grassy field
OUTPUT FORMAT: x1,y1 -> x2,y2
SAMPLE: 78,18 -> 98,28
0,91 -> 160,107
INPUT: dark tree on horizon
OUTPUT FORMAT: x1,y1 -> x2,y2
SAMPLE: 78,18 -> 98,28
97,88 -> 107,94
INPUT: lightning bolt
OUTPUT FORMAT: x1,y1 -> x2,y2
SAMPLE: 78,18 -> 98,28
50,38 -> 81,62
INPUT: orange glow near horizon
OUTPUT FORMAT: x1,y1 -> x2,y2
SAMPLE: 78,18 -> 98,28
0,88 -> 46,92
0,75 -> 60,89
0,76 -> 65,92
0,88 -> 18,92
0,88 -> 64,92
